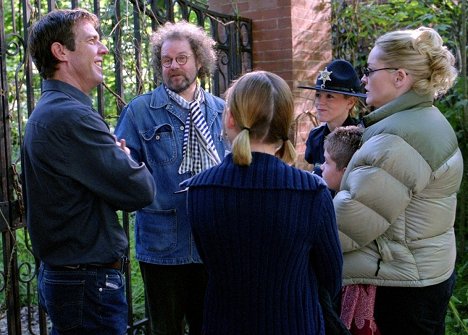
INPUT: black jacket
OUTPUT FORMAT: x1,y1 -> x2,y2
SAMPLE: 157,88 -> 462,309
22,80 -> 155,266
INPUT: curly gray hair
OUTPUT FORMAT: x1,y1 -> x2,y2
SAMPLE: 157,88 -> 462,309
151,20 -> 217,80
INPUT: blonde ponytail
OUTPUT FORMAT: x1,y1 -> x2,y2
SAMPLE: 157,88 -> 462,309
232,128 -> 252,166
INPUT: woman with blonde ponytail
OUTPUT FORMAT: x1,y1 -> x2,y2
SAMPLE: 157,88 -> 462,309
226,70 -> 296,166
183,70 -> 343,335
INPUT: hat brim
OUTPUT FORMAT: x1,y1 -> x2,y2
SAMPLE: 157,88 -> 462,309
298,85 -> 367,98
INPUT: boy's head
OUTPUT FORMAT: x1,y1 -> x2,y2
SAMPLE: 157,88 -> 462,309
321,126 -> 363,191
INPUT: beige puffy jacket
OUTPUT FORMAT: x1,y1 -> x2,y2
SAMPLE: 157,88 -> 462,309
334,90 -> 463,287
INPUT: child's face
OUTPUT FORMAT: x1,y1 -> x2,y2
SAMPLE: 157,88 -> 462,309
321,149 -> 346,191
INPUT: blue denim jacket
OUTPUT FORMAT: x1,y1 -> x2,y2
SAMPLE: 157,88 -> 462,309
115,85 -> 226,264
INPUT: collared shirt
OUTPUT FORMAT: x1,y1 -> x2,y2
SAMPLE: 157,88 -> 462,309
22,80 -> 155,266
304,116 -> 358,176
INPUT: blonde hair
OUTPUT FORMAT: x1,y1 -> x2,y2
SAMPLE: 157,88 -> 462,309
375,26 -> 457,98
225,71 -> 297,166
343,94 -> 360,117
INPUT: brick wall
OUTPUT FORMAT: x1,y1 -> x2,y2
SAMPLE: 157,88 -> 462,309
208,0 -> 332,170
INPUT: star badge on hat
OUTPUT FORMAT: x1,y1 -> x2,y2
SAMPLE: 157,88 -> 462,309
297,59 -> 366,98
318,67 -> 333,89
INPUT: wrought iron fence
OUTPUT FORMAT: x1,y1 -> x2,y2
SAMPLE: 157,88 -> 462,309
0,0 -> 252,334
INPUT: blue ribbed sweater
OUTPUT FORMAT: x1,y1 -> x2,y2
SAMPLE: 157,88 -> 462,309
185,152 -> 343,335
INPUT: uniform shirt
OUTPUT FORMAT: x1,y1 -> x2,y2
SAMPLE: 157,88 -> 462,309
304,116 -> 358,176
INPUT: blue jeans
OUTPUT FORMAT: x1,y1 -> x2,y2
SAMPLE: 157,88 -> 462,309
140,262 -> 207,335
38,263 -> 128,335
374,271 -> 455,335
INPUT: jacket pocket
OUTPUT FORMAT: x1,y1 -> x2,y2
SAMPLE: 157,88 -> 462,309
137,208 -> 177,252
140,124 -> 177,166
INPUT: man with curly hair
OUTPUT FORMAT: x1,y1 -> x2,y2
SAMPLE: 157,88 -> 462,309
115,21 -> 226,335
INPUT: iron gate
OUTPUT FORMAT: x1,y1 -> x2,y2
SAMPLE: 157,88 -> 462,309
0,0 -> 252,334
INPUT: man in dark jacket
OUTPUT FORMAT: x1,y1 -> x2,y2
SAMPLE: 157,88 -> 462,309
22,9 -> 155,335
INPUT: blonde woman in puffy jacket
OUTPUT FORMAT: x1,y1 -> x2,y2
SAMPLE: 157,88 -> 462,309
334,26 -> 463,334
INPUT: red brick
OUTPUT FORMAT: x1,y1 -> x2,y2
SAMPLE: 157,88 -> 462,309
208,0 -> 331,167
253,19 -> 280,31
255,48 -> 292,61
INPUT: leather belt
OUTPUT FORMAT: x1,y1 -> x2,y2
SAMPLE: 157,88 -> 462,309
88,259 -> 123,270
44,256 -> 128,272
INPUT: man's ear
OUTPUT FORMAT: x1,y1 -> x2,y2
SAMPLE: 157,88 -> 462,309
50,42 -> 68,62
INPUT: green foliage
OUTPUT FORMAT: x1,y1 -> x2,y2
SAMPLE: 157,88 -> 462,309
332,0 -> 463,71
447,252 -> 468,334
126,215 -> 147,319
0,229 -> 38,312
437,77 -> 468,142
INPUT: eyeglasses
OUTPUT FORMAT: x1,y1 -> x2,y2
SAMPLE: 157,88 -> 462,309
363,67 -> 398,77
161,54 -> 192,68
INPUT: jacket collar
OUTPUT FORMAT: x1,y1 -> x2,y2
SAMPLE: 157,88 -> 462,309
363,90 -> 433,127
42,79 -> 94,107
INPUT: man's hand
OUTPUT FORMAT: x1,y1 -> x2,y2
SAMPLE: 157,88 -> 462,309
114,135 -> 131,156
